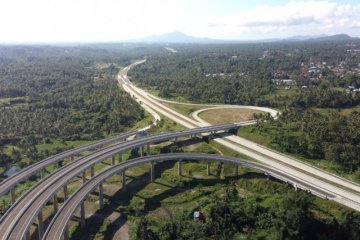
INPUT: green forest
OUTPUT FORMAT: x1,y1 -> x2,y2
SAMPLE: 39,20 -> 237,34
130,41 -> 360,106
0,45 -> 164,172
130,40 -> 360,175
1,41 -> 360,240
134,185 -> 360,240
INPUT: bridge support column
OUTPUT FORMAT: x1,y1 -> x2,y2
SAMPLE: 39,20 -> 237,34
63,184 -> 68,200
178,160 -> 182,177
294,184 -> 298,191
10,188 -> 16,204
122,171 -> 127,191
80,202 -> 86,228
99,183 -> 104,209
53,193 -> 59,212
140,146 -> 144,157
71,156 -> 74,161
118,152 -> 123,162
178,160 -> 182,176
82,172 -> 87,184
91,166 -> 95,177
151,161 -> 155,182
147,144 -> 151,155
38,210 -> 44,239
207,161 -> 211,176
112,155 -> 116,165
234,163 -> 239,177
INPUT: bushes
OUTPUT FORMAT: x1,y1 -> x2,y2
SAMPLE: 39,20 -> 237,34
131,187 -> 360,240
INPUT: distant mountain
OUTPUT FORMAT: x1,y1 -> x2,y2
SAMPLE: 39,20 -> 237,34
284,34 -> 358,42
308,34 -> 354,41
130,32 -> 358,44
134,31 -> 220,43
285,34 -> 328,41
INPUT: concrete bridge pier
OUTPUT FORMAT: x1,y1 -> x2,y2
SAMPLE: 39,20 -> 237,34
111,155 -> 116,165
53,193 -> 59,212
178,160 -> 182,176
207,161 -> 211,175
80,202 -> 86,228
235,163 -> 239,177
10,188 -> 16,204
99,183 -> 104,209
82,172 -> 87,184
147,144 -> 151,155
37,210 -> 44,239
122,170 -> 127,192
140,146 -> 144,156
63,184 -> 68,200
118,152 -> 123,162
150,161 -> 155,182
91,166 -> 95,177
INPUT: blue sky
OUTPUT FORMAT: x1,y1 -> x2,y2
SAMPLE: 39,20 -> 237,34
0,0 -> 359,43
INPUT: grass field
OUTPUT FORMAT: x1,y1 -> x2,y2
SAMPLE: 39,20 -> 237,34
199,108 -> 265,124
162,102 -> 207,117
139,86 -> 193,103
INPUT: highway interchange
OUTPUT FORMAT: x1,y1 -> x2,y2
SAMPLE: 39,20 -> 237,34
1,60 -> 360,240
43,153 -> 335,240
0,124 -> 241,240
119,61 -> 360,210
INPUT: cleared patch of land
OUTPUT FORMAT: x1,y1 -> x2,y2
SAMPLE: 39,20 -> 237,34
200,108 -> 265,124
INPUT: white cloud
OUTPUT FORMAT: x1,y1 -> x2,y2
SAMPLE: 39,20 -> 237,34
209,1 -> 360,39
0,0 -> 359,42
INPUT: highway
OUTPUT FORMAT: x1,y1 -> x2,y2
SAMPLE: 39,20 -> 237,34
119,60 -> 360,211
43,153 -> 337,240
0,124 -> 239,240
2,60 -> 360,240
0,130 -> 140,199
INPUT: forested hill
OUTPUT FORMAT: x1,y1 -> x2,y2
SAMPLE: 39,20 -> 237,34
0,45 -> 153,170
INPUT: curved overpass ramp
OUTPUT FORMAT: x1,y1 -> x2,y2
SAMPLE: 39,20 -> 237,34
121,61 -> 360,211
44,152 -> 336,240
0,131 -> 141,200
0,124 -> 240,240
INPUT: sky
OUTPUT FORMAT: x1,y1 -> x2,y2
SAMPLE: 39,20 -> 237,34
0,0 -> 359,43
